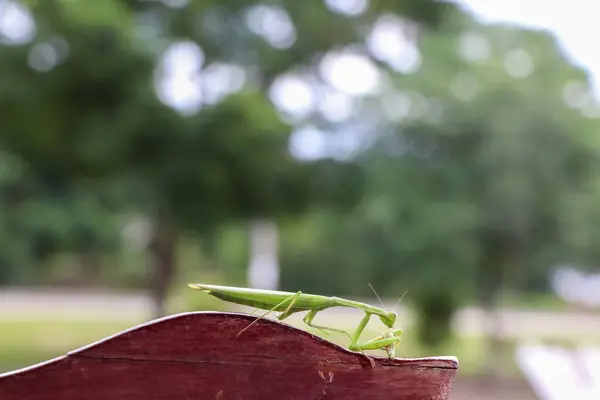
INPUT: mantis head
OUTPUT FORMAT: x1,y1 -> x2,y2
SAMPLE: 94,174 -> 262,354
378,312 -> 402,358
368,284 -> 404,330
368,284 -> 406,359
379,311 -> 397,328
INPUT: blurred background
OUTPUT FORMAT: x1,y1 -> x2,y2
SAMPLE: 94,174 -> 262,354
1,0 -> 599,398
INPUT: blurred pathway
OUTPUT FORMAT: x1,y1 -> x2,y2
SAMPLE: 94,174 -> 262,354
0,288 -> 153,321
1,288 -> 599,339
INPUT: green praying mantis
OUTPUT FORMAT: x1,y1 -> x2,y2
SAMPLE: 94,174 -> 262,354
188,283 -> 405,359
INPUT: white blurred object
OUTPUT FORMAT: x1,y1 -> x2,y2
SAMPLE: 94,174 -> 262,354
515,343 -> 600,400
551,266 -> 600,308
247,219 -> 280,290
577,347 -> 600,390
122,215 -> 153,251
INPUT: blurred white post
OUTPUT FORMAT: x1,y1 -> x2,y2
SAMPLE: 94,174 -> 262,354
247,219 -> 279,290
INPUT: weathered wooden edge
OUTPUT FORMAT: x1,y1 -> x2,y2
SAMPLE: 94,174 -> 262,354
0,311 -> 459,379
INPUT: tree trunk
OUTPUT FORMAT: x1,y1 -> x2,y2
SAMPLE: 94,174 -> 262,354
480,288 -> 506,379
199,231 -> 219,273
477,235 -> 510,378
247,219 -> 279,290
149,216 -> 178,319
78,251 -> 102,286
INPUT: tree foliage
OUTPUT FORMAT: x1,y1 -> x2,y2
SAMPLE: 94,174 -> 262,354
280,15 -> 600,347
4,0 -> 600,353
0,0 -> 456,315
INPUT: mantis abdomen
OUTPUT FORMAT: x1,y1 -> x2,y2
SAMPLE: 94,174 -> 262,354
190,283 -> 333,313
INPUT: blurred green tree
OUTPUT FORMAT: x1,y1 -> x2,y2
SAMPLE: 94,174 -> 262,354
0,0 -> 456,316
387,18 -> 600,354
280,13 -> 600,359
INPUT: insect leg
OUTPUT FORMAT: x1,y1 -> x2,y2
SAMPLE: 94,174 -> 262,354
237,291 -> 302,337
352,337 -> 399,352
302,309 -> 353,340
351,328 -> 403,358
276,291 -> 302,321
347,312 -> 373,351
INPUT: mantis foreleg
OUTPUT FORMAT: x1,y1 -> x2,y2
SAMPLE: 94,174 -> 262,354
352,336 -> 399,351
351,328 -> 403,352
348,312 -> 373,351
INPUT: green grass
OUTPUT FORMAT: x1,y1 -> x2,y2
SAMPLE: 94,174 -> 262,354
0,320 -> 142,374
0,316 -> 503,376
2,312 -> 598,377
0,317 -> 482,375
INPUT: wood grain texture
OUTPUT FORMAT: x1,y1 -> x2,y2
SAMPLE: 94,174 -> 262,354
0,312 -> 458,399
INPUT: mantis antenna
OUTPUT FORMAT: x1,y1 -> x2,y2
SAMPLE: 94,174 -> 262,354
393,289 -> 409,311
368,283 -> 408,313
368,283 -> 386,309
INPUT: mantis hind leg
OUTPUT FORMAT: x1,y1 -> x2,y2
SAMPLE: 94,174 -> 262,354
276,292 -> 303,321
302,309 -> 353,341
237,291 -> 302,337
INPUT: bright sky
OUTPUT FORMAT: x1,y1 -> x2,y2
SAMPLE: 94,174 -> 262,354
460,0 -> 600,93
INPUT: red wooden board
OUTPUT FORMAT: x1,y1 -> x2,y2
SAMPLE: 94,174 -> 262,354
0,312 -> 458,399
